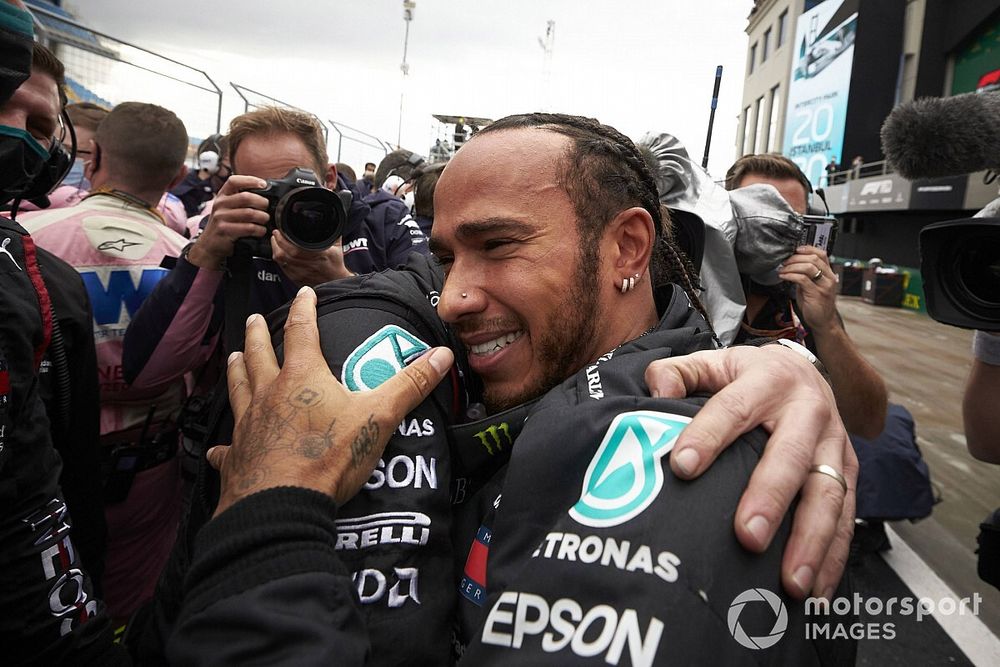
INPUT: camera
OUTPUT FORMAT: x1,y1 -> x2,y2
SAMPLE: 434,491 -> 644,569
247,167 -> 351,254
799,214 -> 838,254
920,217 -> 1000,331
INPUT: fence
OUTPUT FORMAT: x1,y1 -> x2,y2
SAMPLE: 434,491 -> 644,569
329,120 -> 392,174
25,2 -> 407,174
27,2 -> 223,144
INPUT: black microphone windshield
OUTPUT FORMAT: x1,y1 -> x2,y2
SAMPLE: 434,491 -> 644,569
881,91 -> 1000,180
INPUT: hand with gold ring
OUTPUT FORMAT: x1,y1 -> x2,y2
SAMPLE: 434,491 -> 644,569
778,245 -> 838,331
810,464 -> 848,492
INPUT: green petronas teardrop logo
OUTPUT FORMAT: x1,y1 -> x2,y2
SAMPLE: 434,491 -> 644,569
569,411 -> 691,528
342,325 -> 430,392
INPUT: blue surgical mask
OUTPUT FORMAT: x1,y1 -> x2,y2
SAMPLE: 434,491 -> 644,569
65,158 -> 91,192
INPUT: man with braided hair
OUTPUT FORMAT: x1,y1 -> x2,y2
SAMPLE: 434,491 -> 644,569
166,113 -> 857,665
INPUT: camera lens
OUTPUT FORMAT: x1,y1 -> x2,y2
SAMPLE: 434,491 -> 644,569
275,187 -> 345,251
954,239 -> 1000,308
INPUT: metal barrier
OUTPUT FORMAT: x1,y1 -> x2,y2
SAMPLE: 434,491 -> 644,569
328,120 -> 391,171
824,159 -> 894,186
27,2 -> 223,141
230,82 -> 329,143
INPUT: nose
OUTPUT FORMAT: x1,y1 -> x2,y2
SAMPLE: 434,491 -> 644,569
437,265 -> 486,324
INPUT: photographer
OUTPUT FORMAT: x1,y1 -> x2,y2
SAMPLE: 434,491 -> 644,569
725,154 -> 888,439
122,107 -> 426,391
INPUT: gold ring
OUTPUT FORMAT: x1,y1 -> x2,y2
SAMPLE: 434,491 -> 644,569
811,269 -> 823,281
810,464 -> 848,493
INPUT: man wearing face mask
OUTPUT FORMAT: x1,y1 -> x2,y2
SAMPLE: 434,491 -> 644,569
170,134 -> 230,218
725,154 -> 887,439
54,102 -> 106,196
0,19 -> 126,662
366,149 -> 427,248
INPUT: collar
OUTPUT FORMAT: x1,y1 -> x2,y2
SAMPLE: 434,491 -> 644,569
84,188 -> 166,225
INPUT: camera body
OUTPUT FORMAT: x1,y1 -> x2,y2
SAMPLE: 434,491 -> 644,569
920,216 -> 1000,331
799,214 -> 838,254
246,167 -> 351,256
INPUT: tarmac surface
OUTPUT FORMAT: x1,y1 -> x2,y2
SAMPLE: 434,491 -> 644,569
836,296 -> 1000,664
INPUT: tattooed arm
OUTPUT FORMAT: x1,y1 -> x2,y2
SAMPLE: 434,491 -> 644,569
167,287 -> 453,665
209,286 -> 454,512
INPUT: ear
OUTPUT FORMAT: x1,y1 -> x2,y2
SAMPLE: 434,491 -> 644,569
84,142 -> 102,182
604,206 -> 655,284
325,163 -> 338,189
167,164 -> 188,192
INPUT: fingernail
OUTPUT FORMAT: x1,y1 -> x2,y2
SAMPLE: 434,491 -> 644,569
297,285 -> 312,297
792,565 -> 815,596
745,515 -> 770,548
821,586 -> 834,602
651,387 -> 661,398
227,351 -> 241,365
246,313 -> 260,326
426,347 -> 453,374
673,448 -> 700,477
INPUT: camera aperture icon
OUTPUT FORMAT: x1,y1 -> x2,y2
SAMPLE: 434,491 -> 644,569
728,588 -> 788,650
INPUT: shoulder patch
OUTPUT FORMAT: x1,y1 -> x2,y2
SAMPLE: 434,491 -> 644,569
569,410 -> 691,528
342,325 -> 430,392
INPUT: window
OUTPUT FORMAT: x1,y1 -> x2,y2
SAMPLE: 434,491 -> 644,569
754,96 -> 766,153
763,28 -> 772,62
742,106 -> 753,155
748,42 -> 757,74
766,85 -> 781,151
777,10 -> 788,47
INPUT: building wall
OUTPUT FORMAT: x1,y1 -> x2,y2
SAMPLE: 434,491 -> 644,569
737,0 -> 802,158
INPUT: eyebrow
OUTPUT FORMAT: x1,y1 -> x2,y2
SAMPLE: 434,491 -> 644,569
428,218 -> 534,256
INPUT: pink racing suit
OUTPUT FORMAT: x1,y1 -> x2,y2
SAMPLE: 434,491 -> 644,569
20,192 -> 190,624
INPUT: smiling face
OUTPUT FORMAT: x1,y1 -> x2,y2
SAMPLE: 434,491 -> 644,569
431,128 -> 612,412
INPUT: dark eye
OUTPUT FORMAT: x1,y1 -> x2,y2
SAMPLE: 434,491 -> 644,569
432,254 -> 453,269
483,239 -> 514,251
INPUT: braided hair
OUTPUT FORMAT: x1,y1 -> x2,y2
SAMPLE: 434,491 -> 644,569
476,113 -> 713,329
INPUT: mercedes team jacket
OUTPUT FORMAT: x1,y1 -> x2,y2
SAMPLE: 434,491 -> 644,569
166,260 -> 855,666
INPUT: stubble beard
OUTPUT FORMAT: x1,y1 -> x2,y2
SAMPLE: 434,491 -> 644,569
484,241 -> 602,413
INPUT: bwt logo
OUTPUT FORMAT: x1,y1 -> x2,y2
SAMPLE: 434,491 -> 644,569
475,422 -> 512,455
728,588 -> 788,650
859,179 -> 893,196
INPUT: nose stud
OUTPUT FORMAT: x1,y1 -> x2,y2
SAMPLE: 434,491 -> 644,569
461,292 -> 468,298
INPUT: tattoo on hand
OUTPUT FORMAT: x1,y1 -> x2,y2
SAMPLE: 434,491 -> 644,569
296,421 -> 336,459
350,415 -> 380,468
290,387 -> 323,408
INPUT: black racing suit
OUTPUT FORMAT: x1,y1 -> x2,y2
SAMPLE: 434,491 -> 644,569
0,217 -> 123,665
166,259 -> 855,665
144,254 -> 473,665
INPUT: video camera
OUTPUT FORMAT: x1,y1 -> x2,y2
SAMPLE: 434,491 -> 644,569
244,167 -> 351,257
800,213 -> 838,254
920,217 -> 1000,331
882,91 -> 1000,331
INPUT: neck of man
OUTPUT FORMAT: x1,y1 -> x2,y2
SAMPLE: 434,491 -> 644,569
93,178 -> 163,211
598,290 -> 659,358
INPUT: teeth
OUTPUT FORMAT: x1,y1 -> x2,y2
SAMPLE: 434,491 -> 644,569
470,331 -> 523,355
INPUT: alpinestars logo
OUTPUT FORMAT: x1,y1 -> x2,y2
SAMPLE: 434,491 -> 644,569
342,325 -> 430,392
728,588 -> 788,650
569,411 -> 690,528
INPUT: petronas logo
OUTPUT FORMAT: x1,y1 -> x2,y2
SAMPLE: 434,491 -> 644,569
342,325 -> 430,392
569,411 -> 691,528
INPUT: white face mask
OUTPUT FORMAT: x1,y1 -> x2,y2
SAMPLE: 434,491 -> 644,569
403,191 -> 415,211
